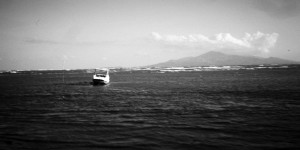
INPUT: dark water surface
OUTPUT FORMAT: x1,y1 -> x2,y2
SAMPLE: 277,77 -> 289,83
0,67 -> 300,149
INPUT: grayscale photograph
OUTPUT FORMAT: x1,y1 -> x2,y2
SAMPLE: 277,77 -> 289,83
0,0 -> 299,149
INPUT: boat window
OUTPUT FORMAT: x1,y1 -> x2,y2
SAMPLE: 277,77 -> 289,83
96,74 -> 106,77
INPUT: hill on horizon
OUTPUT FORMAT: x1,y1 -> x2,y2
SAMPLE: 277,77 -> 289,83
149,51 -> 299,67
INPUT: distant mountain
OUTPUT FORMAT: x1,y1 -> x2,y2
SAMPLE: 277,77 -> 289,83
150,51 -> 299,67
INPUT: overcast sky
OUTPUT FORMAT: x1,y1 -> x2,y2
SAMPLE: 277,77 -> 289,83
1,0 -> 300,70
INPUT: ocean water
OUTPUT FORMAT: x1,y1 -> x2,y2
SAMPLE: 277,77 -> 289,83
0,66 -> 299,149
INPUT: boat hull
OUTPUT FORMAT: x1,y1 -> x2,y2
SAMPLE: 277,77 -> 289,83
93,79 -> 108,85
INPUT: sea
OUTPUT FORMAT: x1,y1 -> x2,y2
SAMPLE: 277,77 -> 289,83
0,65 -> 299,150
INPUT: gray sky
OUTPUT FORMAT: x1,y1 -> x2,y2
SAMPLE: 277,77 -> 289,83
1,0 -> 300,70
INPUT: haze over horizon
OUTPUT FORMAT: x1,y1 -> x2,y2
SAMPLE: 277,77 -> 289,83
1,0 -> 300,70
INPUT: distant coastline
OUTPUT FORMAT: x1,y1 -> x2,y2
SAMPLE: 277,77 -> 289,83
149,51 -> 300,68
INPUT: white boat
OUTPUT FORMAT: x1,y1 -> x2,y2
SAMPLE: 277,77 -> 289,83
92,68 -> 109,85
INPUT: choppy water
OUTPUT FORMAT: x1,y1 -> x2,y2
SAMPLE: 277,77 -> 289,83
0,67 -> 300,149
